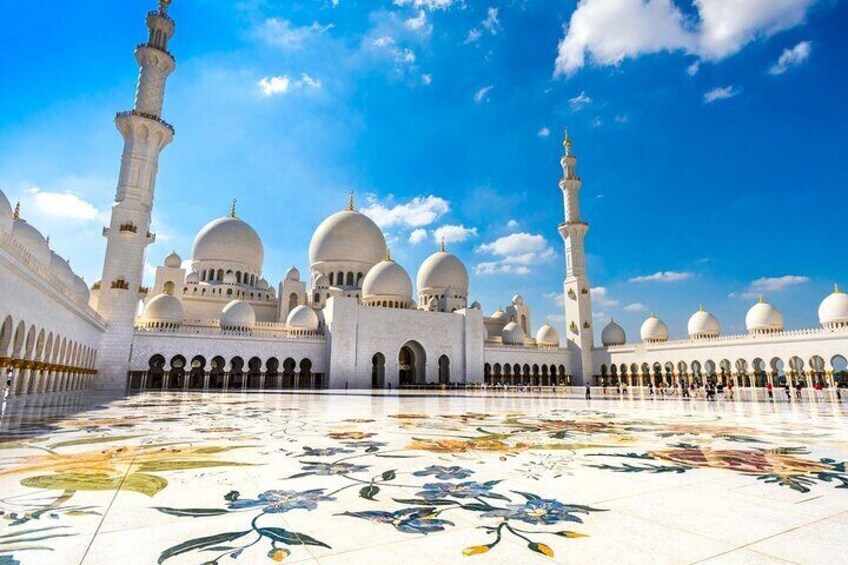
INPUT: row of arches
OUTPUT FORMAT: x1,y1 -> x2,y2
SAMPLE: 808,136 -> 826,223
0,314 -> 97,396
199,269 -> 258,287
184,285 -> 273,301
483,362 -> 570,386
598,355 -> 848,388
129,355 -> 323,390
328,271 -> 364,288
370,342 -> 452,387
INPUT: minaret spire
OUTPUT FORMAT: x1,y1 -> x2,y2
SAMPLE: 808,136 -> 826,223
348,191 -> 355,211
12,201 -> 20,220
96,1 -> 177,389
230,199 -> 238,218
557,127 -> 594,386
440,238 -> 446,253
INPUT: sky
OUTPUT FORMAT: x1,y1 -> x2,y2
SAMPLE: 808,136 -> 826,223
1,0 -> 846,343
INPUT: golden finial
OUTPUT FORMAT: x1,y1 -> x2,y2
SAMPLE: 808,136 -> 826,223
13,201 -> 20,220
229,199 -> 237,218
386,248 -> 393,262
835,283 -> 841,294
758,294 -> 764,304
159,0 -> 172,14
699,304 -> 704,312
440,238 -> 446,253
563,127 -> 572,155
348,191 -> 355,211
46,235 -> 51,247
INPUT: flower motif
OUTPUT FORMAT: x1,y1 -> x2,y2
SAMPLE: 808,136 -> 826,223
408,437 -> 529,454
413,465 -> 474,480
484,498 -> 597,525
341,507 -> 454,534
328,431 -> 375,440
227,489 -> 334,514
650,448 -> 829,475
341,440 -> 388,449
301,462 -> 371,476
296,447 -> 354,458
417,481 -> 493,500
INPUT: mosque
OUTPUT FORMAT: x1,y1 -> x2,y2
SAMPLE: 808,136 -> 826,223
0,1 -> 846,396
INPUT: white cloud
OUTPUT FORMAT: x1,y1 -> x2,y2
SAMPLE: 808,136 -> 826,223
254,19 -> 332,51
546,291 -> 565,307
24,188 -> 100,222
409,228 -> 428,244
742,275 -> 809,298
624,302 -> 648,312
421,73 -> 433,85
474,84 -> 494,103
687,60 -> 700,76
554,0 -> 819,76
465,28 -> 482,44
475,232 -> 555,275
482,7 -> 501,35
373,36 -> 395,48
769,40 -> 812,75
537,127 -> 551,138
506,219 -> 519,228
433,224 -> 478,244
405,10 -> 429,32
258,74 -> 322,96
614,114 -> 629,123
703,85 -> 739,103
394,0 -> 459,9
591,286 -> 620,308
361,195 -> 449,228
628,271 -> 693,283
568,91 -> 592,110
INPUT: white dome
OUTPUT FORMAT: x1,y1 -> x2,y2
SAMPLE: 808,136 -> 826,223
220,299 -> 255,329
315,274 -> 329,289
687,307 -> 720,338
185,271 -> 200,284
309,210 -> 387,267
819,286 -> 848,327
535,323 -> 560,346
640,315 -> 669,343
144,293 -> 184,324
502,321 -> 526,345
362,259 -> 413,300
745,299 -> 784,334
164,251 -> 182,268
49,251 -> 75,287
285,266 -> 300,281
12,219 -> 51,265
417,250 -> 469,295
72,276 -> 90,303
287,305 -> 319,330
490,307 -> 505,319
192,216 -> 264,272
602,319 -> 627,346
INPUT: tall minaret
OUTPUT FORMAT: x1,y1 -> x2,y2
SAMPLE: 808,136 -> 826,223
96,0 -> 177,389
557,129 -> 594,385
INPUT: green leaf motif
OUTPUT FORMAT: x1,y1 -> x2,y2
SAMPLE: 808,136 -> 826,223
224,490 -> 240,502
381,470 -> 397,481
153,507 -> 230,518
158,530 -> 251,564
360,485 -> 380,500
257,528 -> 331,549
512,491 -> 541,501
136,460 -> 249,473
21,472 -> 168,497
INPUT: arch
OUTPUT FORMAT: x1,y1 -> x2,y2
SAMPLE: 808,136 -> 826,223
229,356 -> 244,389
168,355 -> 186,389
12,321 -> 25,357
24,325 -> 36,359
289,293 -> 298,312
346,272 -> 354,286
372,353 -> 386,388
148,354 -> 166,389
484,363 -> 492,383
265,357 -> 280,389
208,356 -> 225,388
752,358 -> 766,387
398,341 -> 426,386
247,357 -> 262,388
0,316 -> 13,356
189,355 -> 206,389
832,355 -> 848,387
163,281 -> 175,295
283,358 -> 296,388
299,358 -> 313,389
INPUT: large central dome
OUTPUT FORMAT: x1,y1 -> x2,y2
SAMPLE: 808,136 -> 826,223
309,210 -> 387,267
192,216 -> 264,272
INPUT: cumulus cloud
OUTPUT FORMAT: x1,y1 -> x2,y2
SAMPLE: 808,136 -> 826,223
703,85 -> 739,103
555,0 -> 819,76
361,195 -> 449,228
405,10 -> 429,32
474,84 -> 494,103
628,271 -> 693,283
394,0 -> 459,9
421,73 -> 433,85
769,40 -> 812,75
506,219 -> 519,228
24,188 -> 100,222
591,286 -> 620,308
464,29 -> 483,44
475,232 -> 555,275
742,275 -> 809,298
482,7 -> 501,34
624,302 -> 648,312
258,74 -> 322,96
409,228 -> 428,244
546,291 -> 565,307
687,60 -> 700,75
433,224 -> 478,244
254,19 -> 332,51
537,127 -> 551,138
568,91 -> 592,110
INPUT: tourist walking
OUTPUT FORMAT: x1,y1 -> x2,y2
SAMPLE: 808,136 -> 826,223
585,383 -> 591,400
767,381 -> 774,401
814,381 -> 824,401
728,380 -> 734,400
795,380 -> 803,400
784,383 -> 791,401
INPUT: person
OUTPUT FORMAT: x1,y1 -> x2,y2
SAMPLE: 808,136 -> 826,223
767,381 -> 774,401
784,383 -> 791,401
648,382 -> 654,396
585,383 -> 591,400
795,380 -> 803,400
814,380 -> 824,401
728,380 -> 734,400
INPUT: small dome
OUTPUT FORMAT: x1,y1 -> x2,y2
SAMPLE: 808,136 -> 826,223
285,266 -> 300,281
512,294 -> 524,306
287,305 -> 319,331
12,218 -> 51,265
185,271 -> 200,284
745,298 -> 784,334
315,274 -> 329,289
535,323 -> 560,346
687,307 -> 720,338
640,314 -> 669,343
223,271 -> 238,285
257,277 -> 269,290
49,251 -> 75,287
602,319 -> 627,346
72,276 -> 90,303
417,249 -> 469,295
144,293 -> 184,325
164,251 -> 182,268
490,307 -> 505,319
309,209 -> 387,267
192,216 -> 264,272
470,300 -> 481,309
502,321 -> 526,345
819,285 -> 848,328
220,300 -> 255,329
362,258 -> 413,301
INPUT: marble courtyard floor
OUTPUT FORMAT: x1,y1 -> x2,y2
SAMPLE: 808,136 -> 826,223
1,391 -> 847,564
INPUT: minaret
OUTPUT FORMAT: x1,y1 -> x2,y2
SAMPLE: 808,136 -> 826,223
557,129 -> 594,385
96,0 -> 177,389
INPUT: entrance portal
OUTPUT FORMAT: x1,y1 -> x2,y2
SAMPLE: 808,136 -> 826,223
398,341 -> 426,386
372,353 -> 386,388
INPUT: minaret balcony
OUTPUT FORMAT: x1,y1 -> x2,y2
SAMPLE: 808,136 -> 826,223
136,42 -> 176,64
115,109 -> 175,135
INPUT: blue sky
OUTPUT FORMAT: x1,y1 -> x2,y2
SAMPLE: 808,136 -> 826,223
1,0 -> 846,342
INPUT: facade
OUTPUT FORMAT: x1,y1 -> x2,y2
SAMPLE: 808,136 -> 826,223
0,1 -> 845,395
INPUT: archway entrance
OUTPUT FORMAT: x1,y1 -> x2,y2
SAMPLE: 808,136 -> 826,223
372,353 -> 386,388
398,341 -> 426,386
438,355 -> 450,384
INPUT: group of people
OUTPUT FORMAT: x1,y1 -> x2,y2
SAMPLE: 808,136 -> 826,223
584,378 -> 845,403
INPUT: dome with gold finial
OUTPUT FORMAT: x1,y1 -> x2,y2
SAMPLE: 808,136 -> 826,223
362,249 -> 414,308
745,296 -> 784,335
192,201 -> 264,274
308,192 -> 387,270
819,284 -> 848,329
687,305 -> 720,339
